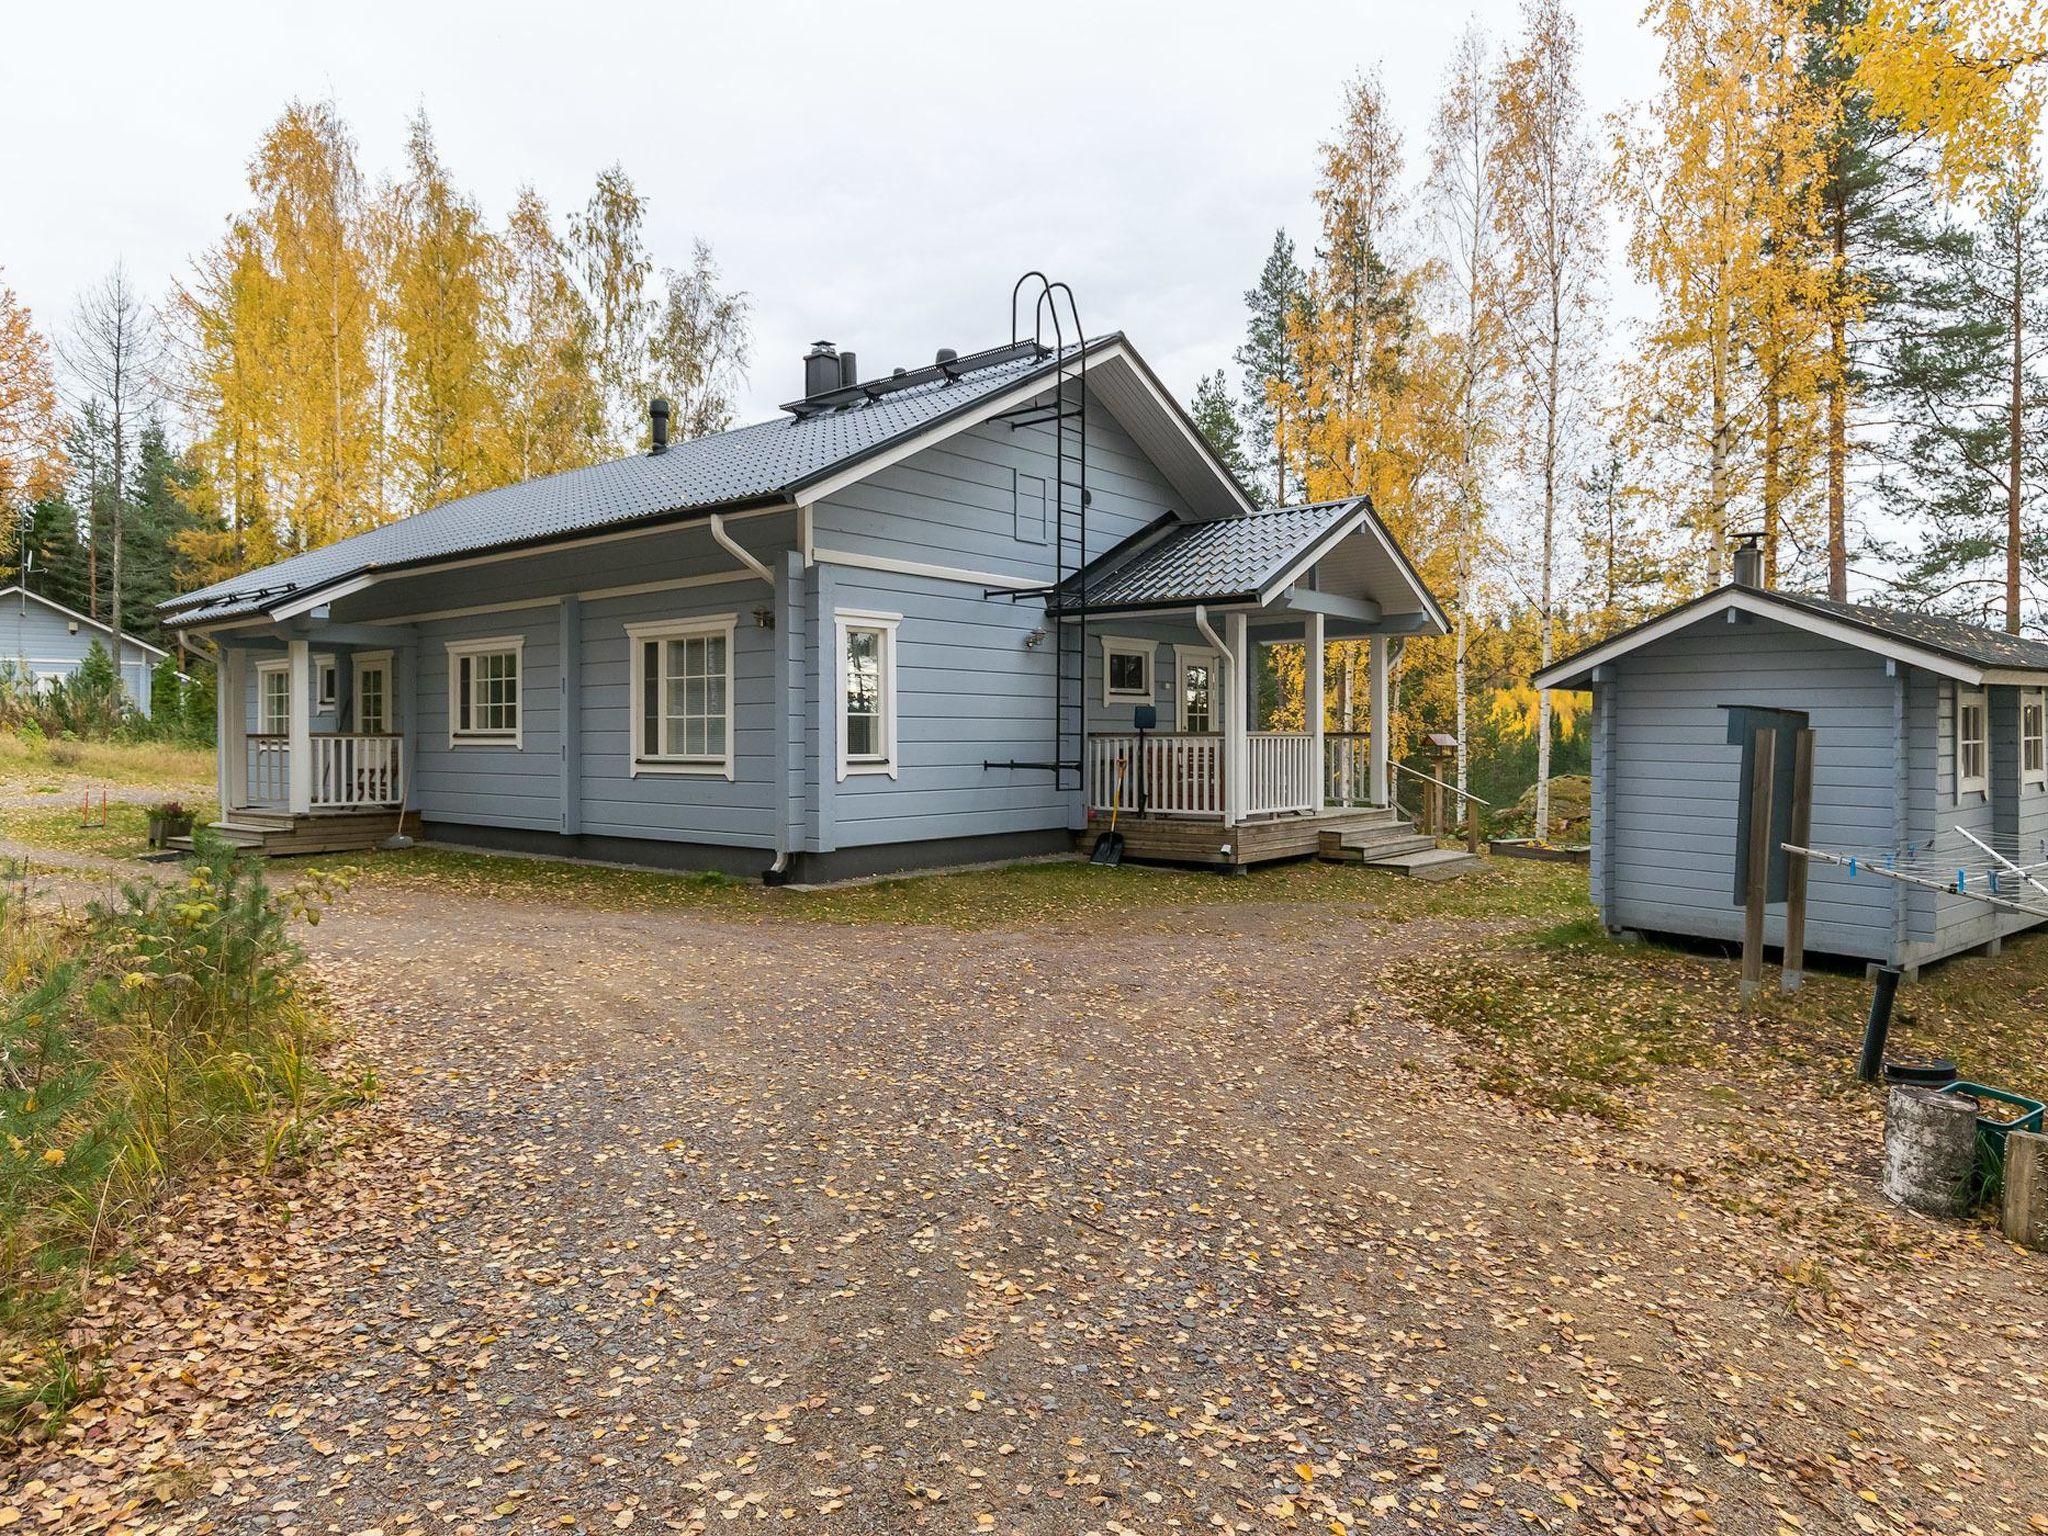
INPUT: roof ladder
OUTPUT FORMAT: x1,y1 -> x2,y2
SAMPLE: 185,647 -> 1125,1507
985,273 -> 1087,788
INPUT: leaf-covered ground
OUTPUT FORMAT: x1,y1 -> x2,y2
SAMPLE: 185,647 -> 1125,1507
0,850 -> 2042,1534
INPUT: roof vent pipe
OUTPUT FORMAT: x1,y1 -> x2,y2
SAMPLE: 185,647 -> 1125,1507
804,341 -> 840,397
838,351 -> 858,390
1731,530 -> 1765,590
649,398 -> 671,454
936,347 -> 958,365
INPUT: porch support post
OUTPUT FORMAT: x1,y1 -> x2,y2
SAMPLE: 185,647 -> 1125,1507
218,645 -> 245,812
286,637 -> 312,815
560,597 -> 583,836
1369,633 -> 1390,808
1225,611 -> 1249,826
1304,611 -> 1324,810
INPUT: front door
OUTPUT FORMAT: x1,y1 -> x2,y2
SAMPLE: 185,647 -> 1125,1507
353,655 -> 391,734
1176,648 -> 1218,733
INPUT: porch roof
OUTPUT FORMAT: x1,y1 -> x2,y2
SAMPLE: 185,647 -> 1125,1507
1057,498 -> 1447,629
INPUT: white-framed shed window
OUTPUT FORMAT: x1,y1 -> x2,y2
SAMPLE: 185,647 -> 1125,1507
2024,690 -> 2047,789
836,610 -> 900,781
1957,686 -> 1989,798
315,654 -> 338,711
255,660 -> 290,736
447,636 -> 523,747
1101,636 -> 1154,706
626,615 -> 736,778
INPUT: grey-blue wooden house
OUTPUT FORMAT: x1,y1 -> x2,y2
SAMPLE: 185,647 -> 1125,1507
1535,555 -> 2048,969
159,333 -> 1445,878
0,586 -> 166,713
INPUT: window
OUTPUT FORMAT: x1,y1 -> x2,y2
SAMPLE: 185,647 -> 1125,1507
836,610 -> 900,780
2025,691 -> 2046,789
1101,636 -> 1154,706
447,637 -> 523,746
256,661 -> 290,736
315,655 -> 338,711
1175,646 -> 1218,732
626,616 -> 736,778
1957,687 -> 1989,797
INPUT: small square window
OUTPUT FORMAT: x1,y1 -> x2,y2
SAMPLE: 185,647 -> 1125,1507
1957,689 -> 1989,797
2023,693 -> 2046,788
1102,637 -> 1154,705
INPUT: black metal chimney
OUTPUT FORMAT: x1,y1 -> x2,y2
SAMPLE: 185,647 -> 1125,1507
805,341 -> 839,397
1732,530 -> 1764,589
649,398 -> 671,454
838,350 -> 858,389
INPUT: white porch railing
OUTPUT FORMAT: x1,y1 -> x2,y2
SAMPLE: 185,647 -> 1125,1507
242,733 -> 404,811
1245,732 -> 1316,816
1088,732 -> 1322,818
1089,733 -> 1224,817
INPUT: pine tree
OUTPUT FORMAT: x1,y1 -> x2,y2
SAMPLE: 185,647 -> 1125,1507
1235,230 -> 1307,505
122,418 -> 204,640
1189,370 -> 1255,485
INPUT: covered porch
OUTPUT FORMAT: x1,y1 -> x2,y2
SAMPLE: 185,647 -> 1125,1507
203,634 -> 417,853
1063,497 -> 1459,872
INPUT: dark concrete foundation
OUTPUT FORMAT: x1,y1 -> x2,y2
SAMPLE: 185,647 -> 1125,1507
417,821 -> 1075,885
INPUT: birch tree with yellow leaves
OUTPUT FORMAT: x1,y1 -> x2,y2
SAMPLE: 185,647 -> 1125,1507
1494,0 -> 1605,839
0,276 -> 64,519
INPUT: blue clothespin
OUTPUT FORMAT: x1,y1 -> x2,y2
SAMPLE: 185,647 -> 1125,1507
1849,856 -> 1859,877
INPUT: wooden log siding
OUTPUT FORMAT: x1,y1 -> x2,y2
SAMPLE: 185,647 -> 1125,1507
1602,617 -> 1904,963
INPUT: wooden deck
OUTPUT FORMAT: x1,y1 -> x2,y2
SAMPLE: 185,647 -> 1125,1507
172,808 -> 422,857
1077,806 -> 1390,868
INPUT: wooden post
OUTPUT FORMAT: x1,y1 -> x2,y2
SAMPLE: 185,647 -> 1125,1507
1466,797 -> 1482,855
1304,611 -> 1325,811
1740,728 -> 1777,1000
286,637 -> 312,816
1781,727 -> 1814,993
2003,1129 -> 2048,1250
1367,634 -> 1389,807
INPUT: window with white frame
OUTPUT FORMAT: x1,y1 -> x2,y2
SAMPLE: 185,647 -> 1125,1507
1957,687 -> 1989,797
315,655 -> 338,710
2024,691 -> 2046,789
354,654 -> 392,735
837,611 -> 900,780
1101,636 -> 1154,705
256,662 -> 289,736
627,615 -> 735,777
447,637 -> 523,746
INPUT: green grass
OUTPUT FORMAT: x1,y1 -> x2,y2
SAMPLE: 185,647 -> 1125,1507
0,735 -> 213,791
304,842 -> 1592,931
0,799 -> 221,863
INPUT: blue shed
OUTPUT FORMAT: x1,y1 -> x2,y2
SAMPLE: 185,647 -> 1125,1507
1535,555 -> 2048,971
0,586 -> 167,715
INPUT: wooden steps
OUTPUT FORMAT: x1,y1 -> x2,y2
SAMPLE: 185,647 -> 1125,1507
171,809 -> 419,858
1316,818 -> 1482,880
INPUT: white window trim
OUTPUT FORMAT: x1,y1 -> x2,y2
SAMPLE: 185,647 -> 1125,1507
625,614 -> 738,779
254,658 -> 290,736
1101,635 -> 1155,706
2024,689 -> 2047,790
1957,685 -> 1989,799
1174,645 -> 1220,733
314,653 -> 338,711
352,650 -> 394,735
446,635 -> 525,748
835,609 -> 901,781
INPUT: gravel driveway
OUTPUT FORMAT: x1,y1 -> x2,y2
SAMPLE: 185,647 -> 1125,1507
7,871 -> 2045,1534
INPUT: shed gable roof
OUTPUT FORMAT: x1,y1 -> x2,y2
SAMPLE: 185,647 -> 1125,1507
0,587 -> 169,659
1534,584 -> 2048,690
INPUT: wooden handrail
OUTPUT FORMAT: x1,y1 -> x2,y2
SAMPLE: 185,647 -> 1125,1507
1393,759 -> 1489,806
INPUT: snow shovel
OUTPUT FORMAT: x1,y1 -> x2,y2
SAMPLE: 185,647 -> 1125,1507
1091,759 -> 1128,866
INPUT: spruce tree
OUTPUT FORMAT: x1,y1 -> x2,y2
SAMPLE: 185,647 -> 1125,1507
1189,371 -> 1254,488
1234,229 -> 1307,506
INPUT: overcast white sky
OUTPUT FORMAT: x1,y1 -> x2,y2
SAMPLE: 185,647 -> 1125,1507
2,0 -> 1658,426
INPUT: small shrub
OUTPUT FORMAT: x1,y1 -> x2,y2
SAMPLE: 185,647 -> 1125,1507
0,838 -> 360,1431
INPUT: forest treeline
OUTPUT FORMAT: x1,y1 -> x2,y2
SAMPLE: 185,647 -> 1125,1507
0,0 -> 2043,824
0,101 -> 748,661
1187,0 -> 2048,826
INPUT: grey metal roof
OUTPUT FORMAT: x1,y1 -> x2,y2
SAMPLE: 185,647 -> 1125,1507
163,338 -> 1106,629
1774,591 -> 2048,670
1068,500 -> 1364,609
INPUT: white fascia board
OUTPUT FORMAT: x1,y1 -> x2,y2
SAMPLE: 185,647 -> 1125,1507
1533,589 -> 1988,691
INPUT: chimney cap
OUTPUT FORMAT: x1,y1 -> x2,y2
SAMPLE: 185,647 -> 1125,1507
936,347 -> 959,365
807,339 -> 838,356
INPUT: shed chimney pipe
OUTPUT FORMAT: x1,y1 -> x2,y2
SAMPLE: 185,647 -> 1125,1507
649,398 -> 671,454
804,341 -> 840,398
1732,531 -> 1765,590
